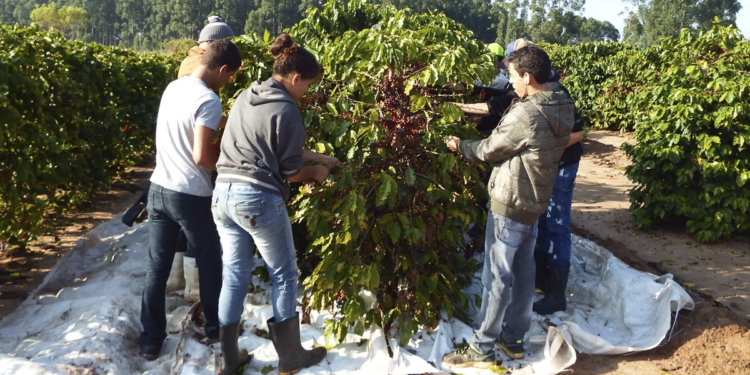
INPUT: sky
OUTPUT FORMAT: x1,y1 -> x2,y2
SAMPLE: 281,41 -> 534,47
582,0 -> 750,40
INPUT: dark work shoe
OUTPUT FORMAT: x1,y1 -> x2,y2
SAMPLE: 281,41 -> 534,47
495,336 -> 524,359
140,344 -> 161,361
443,342 -> 495,369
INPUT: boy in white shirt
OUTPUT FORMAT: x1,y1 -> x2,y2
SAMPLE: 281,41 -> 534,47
139,39 -> 241,360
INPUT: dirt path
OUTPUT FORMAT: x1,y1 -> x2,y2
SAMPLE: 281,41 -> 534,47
570,130 -> 750,374
0,161 -> 154,320
571,130 -> 749,320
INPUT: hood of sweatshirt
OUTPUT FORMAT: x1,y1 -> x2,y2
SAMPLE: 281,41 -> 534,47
527,91 -> 575,136
248,78 -> 296,106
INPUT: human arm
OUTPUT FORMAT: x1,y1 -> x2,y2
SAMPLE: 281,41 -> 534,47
302,149 -> 345,168
284,165 -> 330,183
453,108 -> 529,164
450,102 -> 490,116
567,131 -> 583,147
193,125 -> 219,170
193,96 -> 222,170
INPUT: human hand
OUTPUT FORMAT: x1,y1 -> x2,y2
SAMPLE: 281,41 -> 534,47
445,136 -> 461,152
321,154 -> 346,168
311,165 -> 331,183
465,116 -> 481,124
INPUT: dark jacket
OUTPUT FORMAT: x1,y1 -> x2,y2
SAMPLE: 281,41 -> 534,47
479,68 -> 584,168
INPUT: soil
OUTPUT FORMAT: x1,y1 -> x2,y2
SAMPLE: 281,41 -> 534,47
0,161 -> 154,319
570,130 -> 750,374
1,131 -> 749,375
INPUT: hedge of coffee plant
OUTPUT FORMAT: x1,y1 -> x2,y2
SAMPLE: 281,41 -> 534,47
0,24 -> 180,248
540,41 -> 633,126
541,24 -> 749,242
604,25 -> 749,242
221,0 -> 494,346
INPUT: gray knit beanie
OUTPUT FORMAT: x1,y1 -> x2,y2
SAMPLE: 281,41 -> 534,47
198,15 -> 234,43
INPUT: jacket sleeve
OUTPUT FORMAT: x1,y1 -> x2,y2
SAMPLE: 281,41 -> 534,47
276,109 -> 306,178
458,105 -> 529,164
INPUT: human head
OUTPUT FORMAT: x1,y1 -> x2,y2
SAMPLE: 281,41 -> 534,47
487,42 -> 505,70
270,33 -> 323,100
499,38 -> 536,70
198,39 -> 242,90
198,15 -> 234,46
506,45 -> 551,98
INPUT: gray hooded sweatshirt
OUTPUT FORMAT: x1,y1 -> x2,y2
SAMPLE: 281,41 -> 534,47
459,91 -> 575,224
216,78 -> 306,201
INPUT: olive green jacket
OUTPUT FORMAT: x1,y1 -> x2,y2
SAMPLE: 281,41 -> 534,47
459,91 -> 575,224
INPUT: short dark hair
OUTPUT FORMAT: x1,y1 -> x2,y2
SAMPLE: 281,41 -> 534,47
506,46 -> 551,84
201,39 -> 242,71
269,33 -> 322,80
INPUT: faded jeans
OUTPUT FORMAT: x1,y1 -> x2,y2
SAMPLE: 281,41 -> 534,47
536,162 -> 579,269
140,183 -> 222,349
211,182 -> 299,325
470,212 -> 538,353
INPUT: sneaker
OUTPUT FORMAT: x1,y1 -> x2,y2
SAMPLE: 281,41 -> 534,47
495,336 -> 524,359
442,342 -> 495,369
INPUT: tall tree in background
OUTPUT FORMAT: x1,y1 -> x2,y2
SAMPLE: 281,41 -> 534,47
30,2 -> 88,39
212,0 -> 253,37
1,0 -> 632,50
622,0 -> 742,48
578,17 -> 619,42
245,0 -> 305,36
495,0 -> 531,45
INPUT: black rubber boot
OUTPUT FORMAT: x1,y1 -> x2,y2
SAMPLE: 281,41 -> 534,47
220,323 -> 250,375
534,252 -> 551,294
533,267 -> 569,315
268,313 -> 327,375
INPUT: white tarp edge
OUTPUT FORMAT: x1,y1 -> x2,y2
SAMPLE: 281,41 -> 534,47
0,218 -> 693,375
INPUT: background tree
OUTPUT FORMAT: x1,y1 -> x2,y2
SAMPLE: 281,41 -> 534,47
245,0 -> 305,37
29,2 -> 87,39
622,0 -> 742,48
578,17 -> 619,42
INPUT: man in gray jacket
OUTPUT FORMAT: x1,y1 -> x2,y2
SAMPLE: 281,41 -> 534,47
442,46 -> 574,368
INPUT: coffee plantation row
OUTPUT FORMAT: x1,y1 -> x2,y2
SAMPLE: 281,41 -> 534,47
1,0 -> 747,344
542,24 -> 749,243
0,23 -> 181,249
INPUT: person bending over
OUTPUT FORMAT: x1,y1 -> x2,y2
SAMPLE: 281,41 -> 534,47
212,33 -> 343,375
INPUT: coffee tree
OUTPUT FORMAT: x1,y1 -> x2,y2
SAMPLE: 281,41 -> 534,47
222,0 -> 494,346
541,41 -> 633,128
600,24 -> 750,242
293,1 -> 494,346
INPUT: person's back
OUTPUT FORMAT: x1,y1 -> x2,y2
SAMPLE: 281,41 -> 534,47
139,39 -> 241,361
151,77 -> 220,196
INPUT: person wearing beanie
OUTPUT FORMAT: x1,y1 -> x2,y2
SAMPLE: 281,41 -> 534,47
177,15 -> 235,78
167,15 -> 236,306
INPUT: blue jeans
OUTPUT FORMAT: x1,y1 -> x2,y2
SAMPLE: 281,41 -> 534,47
535,162 -> 579,269
470,212 -> 538,352
211,182 -> 299,326
140,183 -> 222,349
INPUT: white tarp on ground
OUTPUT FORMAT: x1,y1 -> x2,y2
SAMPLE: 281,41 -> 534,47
0,217 -> 694,375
